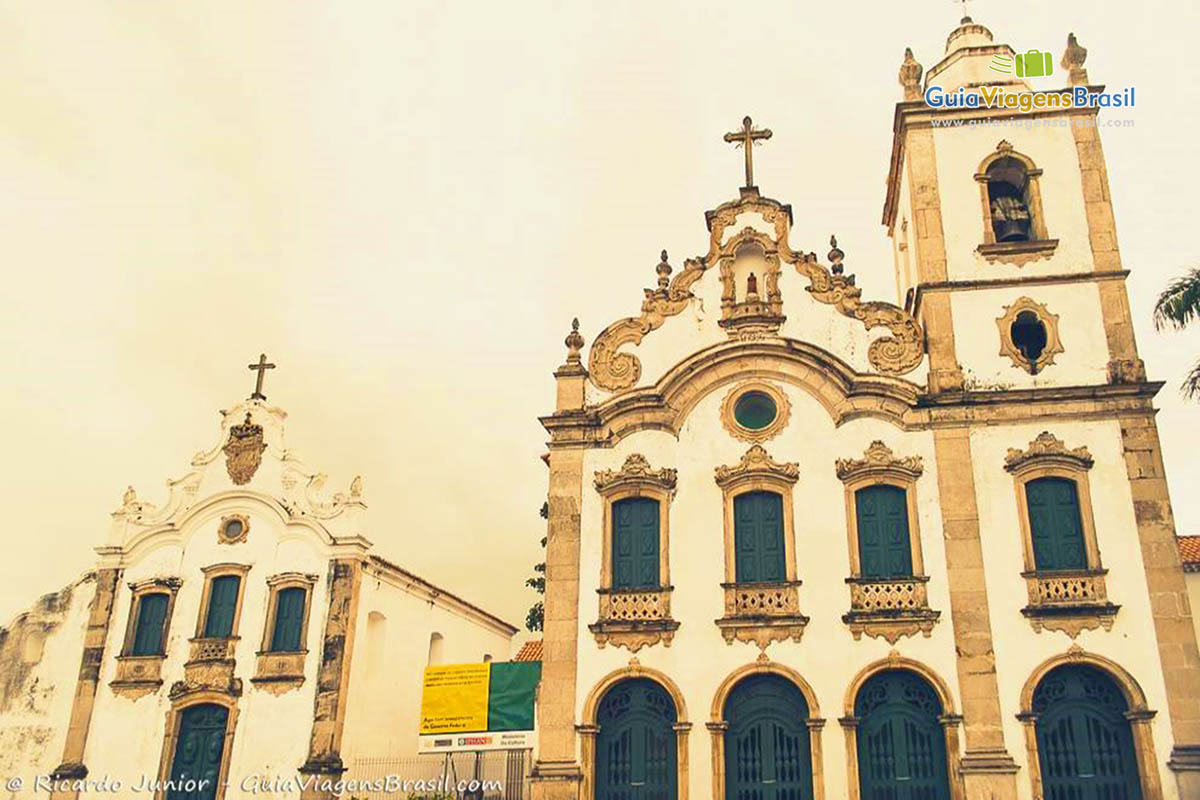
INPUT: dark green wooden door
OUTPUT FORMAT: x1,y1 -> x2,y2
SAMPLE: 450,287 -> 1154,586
131,592 -> 169,656
613,498 -> 660,589
596,678 -> 677,800
734,491 -> 785,583
725,675 -> 813,800
269,587 -> 306,652
855,670 -> 950,800
855,485 -> 913,578
167,704 -> 228,800
203,576 -> 240,638
1026,477 -> 1087,571
1034,665 -> 1144,800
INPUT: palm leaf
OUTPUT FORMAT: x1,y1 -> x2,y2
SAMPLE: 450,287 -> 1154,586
1153,268 -> 1200,330
1184,359 -> 1200,399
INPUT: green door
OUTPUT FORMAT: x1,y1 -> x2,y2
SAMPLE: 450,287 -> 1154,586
855,485 -> 913,578
596,679 -> 677,800
855,670 -> 950,800
734,491 -> 786,583
167,704 -> 228,800
612,498 -> 661,589
1026,477 -> 1087,571
725,675 -> 813,800
203,576 -> 240,638
1034,665 -> 1144,800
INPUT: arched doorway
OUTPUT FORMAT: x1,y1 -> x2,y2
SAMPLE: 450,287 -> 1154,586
724,674 -> 813,800
854,669 -> 951,800
595,678 -> 678,800
167,703 -> 229,800
1032,664 -> 1144,799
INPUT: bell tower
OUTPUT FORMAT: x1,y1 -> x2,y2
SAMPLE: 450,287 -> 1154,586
884,17 -> 1143,394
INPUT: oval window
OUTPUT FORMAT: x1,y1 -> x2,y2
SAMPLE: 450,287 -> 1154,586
733,391 -> 777,430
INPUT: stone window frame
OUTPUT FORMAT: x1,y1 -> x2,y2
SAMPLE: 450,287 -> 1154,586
995,296 -> 1065,375
155,692 -> 240,800
719,380 -> 792,444
974,141 -> 1058,264
713,445 -> 808,649
588,454 -> 679,652
1005,432 -> 1118,636
251,572 -> 318,694
835,442 -> 940,643
194,563 -> 252,641
110,577 -> 183,700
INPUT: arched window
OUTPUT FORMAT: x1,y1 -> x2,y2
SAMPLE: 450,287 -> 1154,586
854,485 -> 914,579
130,592 -> 170,656
595,678 -> 677,800
974,142 -> 1050,249
734,490 -> 786,583
1032,665 -> 1144,798
612,497 -> 661,589
854,670 -> 952,800
724,675 -> 813,800
1025,477 -> 1087,571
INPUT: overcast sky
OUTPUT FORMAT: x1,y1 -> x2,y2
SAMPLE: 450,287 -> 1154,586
2,0 -> 1198,629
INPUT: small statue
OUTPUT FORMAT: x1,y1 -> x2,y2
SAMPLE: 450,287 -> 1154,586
746,272 -> 758,298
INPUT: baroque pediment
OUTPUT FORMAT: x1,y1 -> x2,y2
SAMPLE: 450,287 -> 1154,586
587,188 -> 925,393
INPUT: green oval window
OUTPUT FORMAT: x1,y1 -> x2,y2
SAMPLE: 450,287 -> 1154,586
733,391 -> 777,430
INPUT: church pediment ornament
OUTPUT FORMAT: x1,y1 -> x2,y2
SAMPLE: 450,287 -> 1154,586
1004,432 -> 1094,473
594,454 -> 678,496
223,413 -> 266,485
835,441 -> 924,482
714,445 -> 799,488
587,118 -> 925,392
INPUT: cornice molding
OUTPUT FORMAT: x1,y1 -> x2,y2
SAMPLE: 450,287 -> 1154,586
1005,431 -> 1094,473
836,441 -> 924,483
714,445 -> 799,489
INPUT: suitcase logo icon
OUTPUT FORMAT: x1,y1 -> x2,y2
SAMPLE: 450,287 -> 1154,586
1015,50 -> 1053,78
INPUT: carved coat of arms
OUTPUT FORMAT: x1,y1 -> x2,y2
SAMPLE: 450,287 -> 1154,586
223,413 -> 265,485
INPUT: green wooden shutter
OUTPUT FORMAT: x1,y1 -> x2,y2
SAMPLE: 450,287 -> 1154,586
856,485 -> 914,579
612,498 -> 660,589
1026,478 -> 1087,571
734,491 -> 785,583
269,587 -> 307,652
131,593 -> 169,656
168,704 -> 228,800
203,575 -> 241,638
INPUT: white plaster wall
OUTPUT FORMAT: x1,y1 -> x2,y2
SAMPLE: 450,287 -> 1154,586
572,382 -> 961,800
340,574 -> 515,760
972,420 -> 1180,799
950,280 -> 1110,389
82,501 -> 330,795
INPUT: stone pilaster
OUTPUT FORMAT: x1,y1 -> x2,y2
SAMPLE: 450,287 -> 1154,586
299,558 -> 364,800
932,428 -> 1019,798
49,567 -> 122,800
1119,414 -> 1200,796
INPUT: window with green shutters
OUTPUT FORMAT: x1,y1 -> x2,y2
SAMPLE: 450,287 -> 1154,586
855,485 -> 914,579
203,575 -> 241,638
269,586 -> 307,652
130,592 -> 169,656
1025,477 -> 1087,571
612,497 -> 660,589
734,491 -> 786,583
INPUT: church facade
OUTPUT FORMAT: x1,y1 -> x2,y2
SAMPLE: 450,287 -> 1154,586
0,384 -> 517,800
532,17 -> 1200,800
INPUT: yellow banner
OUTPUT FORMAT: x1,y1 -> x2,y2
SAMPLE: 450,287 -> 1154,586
419,663 -> 491,734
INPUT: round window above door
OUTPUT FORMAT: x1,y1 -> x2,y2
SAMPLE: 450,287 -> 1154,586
721,381 -> 791,443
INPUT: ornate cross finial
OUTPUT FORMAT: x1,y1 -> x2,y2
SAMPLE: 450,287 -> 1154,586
954,0 -> 973,23
723,116 -> 772,190
247,353 -> 276,400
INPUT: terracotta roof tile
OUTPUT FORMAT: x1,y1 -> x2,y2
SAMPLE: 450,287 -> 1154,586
514,639 -> 543,662
1178,536 -> 1200,572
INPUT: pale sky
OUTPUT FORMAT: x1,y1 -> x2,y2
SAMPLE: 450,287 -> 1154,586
2,0 -> 1198,628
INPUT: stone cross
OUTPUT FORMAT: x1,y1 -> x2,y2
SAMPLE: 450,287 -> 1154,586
723,116 -> 772,190
248,353 -> 276,400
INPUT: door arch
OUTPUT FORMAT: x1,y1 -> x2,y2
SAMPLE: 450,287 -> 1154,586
167,703 -> 229,800
724,674 -> 813,800
854,669 -> 951,800
595,678 -> 678,800
1032,664 -> 1144,800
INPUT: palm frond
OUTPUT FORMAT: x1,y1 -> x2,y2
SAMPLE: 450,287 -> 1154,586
1184,359 -> 1200,399
1153,268 -> 1200,330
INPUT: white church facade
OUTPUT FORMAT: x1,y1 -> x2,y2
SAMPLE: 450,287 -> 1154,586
530,16 -> 1200,800
0,379 -> 517,800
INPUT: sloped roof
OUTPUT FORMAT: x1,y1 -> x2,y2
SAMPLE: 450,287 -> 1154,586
1178,536 -> 1200,573
513,639 -> 543,662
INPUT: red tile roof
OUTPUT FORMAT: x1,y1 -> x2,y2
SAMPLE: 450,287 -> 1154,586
1179,536 -> 1200,573
514,639 -> 543,662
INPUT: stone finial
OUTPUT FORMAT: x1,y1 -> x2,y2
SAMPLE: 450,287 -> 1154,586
123,485 -> 137,507
349,475 -> 363,499
655,249 -> 673,296
1061,32 -> 1088,86
899,47 -> 924,101
564,318 -> 584,365
828,235 -> 845,275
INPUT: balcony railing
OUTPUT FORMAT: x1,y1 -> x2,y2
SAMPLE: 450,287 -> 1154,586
589,587 -> 678,652
843,576 -> 939,644
1021,569 -> 1118,635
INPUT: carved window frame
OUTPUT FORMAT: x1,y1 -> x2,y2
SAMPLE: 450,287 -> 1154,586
835,442 -> 940,643
111,577 -> 183,699
974,141 -> 1058,264
589,455 -> 679,652
996,296 -> 1064,374
251,572 -> 317,694
713,446 -> 808,649
194,563 -> 252,641
1005,433 -> 1118,636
